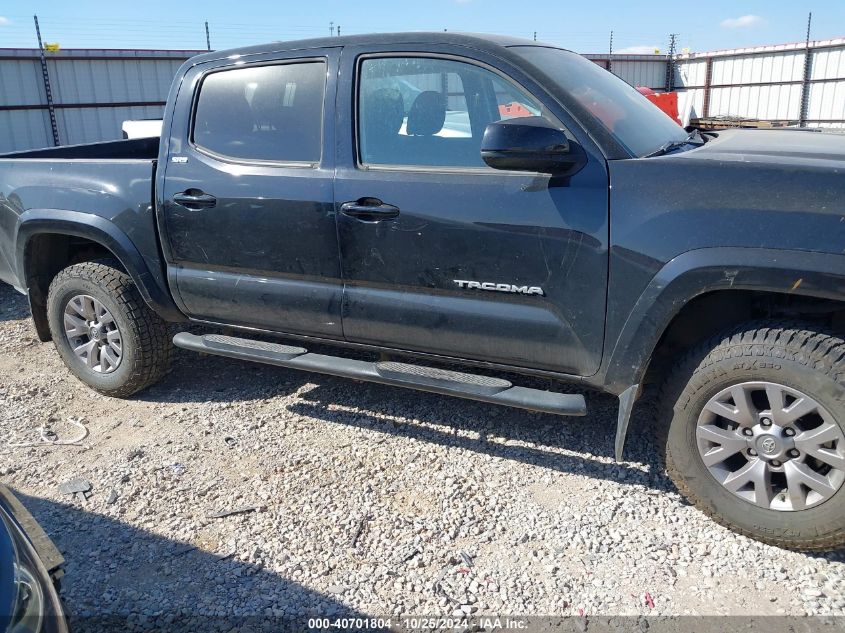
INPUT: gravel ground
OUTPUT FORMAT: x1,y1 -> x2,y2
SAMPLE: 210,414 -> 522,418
2,280 -> 845,629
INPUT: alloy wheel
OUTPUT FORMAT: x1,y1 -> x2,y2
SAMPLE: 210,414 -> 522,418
696,381 -> 845,511
63,294 -> 123,374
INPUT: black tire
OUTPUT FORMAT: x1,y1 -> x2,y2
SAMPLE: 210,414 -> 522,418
661,322 -> 845,550
46,259 -> 172,397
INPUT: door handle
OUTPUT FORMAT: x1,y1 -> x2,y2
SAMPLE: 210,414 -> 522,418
340,198 -> 400,222
173,190 -> 217,209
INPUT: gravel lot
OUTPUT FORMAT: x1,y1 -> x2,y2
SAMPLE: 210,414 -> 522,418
2,280 -> 845,629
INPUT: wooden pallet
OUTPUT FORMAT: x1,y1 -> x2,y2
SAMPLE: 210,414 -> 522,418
691,118 -> 798,129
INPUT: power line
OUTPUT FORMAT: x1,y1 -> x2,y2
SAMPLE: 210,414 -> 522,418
1,14 -> 701,54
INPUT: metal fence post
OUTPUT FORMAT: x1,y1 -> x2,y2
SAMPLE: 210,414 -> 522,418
702,56 -> 713,118
799,12 -> 813,127
33,15 -> 60,146
665,33 -> 677,92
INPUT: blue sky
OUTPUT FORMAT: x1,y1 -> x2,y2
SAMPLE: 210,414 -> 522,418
1,0 -> 843,53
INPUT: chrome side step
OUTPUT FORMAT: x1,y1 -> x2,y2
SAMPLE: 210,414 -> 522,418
173,332 -> 587,417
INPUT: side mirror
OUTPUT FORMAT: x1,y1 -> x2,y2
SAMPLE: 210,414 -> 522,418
481,117 -> 582,175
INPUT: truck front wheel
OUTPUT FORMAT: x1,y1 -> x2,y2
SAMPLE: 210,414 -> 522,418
662,323 -> 845,550
46,259 -> 172,397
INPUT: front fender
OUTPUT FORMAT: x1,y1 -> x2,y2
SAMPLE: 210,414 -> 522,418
603,247 -> 845,394
15,209 -> 185,322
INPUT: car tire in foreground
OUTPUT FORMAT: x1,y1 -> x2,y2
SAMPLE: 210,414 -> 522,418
46,259 -> 172,397
661,322 -> 845,550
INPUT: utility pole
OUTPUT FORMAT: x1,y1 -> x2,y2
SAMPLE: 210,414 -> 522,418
799,12 -> 813,126
330,21 -> 334,37
665,33 -> 677,92
608,30 -> 613,73
205,21 -> 211,51
34,15 -> 60,146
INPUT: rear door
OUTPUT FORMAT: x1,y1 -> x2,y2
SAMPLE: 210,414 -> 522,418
334,45 -> 609,376
158,49 -> 343,338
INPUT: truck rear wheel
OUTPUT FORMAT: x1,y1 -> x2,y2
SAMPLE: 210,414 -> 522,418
661,322 -> 845,550
46,259 -> 172,397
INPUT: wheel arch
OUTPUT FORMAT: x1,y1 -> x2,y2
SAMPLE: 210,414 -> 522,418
607,247 -> 845,460
16,209 -> 185,341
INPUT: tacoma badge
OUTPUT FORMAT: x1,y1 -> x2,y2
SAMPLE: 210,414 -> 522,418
453,279 -> 544,296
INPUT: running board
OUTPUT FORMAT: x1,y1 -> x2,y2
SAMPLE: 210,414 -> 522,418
173,332 -> 587,417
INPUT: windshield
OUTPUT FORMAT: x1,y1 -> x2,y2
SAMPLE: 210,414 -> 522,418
511,46 -> 689,157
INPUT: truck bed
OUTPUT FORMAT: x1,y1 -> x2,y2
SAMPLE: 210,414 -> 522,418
0,138 -> 161,291
0,137 -> 159,160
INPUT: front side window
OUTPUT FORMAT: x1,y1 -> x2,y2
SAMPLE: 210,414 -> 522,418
193,61 -> 325,163
358,56 -> 550,168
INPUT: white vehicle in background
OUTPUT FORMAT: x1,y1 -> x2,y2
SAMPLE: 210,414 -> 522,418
121,119 -> 162,139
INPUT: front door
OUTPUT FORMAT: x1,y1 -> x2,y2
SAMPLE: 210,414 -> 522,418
159,50 -> 343,338
334,48 -> 609,376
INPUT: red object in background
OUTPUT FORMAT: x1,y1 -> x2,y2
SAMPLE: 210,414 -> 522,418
636,87 -> 682,126
498,102 -> 533,118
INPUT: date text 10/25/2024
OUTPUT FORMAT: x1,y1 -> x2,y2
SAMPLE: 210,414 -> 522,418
307,617 -> 530,630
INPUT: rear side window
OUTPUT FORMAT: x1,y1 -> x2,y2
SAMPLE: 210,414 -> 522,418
192,61 -> 325,163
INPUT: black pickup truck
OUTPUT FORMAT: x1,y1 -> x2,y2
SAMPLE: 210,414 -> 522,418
1,33 -> 844,550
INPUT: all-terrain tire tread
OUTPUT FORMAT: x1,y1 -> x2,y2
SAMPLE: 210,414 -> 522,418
47,259 -> 172,397
659,320 -> 845,551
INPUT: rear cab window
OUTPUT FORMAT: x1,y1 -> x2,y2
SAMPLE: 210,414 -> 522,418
191,60 -> 326,164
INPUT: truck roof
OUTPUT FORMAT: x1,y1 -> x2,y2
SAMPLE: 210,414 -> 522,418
186,31 -> 567,65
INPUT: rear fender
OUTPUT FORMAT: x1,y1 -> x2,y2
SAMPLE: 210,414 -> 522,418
16,210 -> 185,336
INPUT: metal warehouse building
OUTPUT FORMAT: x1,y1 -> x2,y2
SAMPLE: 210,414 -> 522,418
1,37 -> 844,154
0,48 -> 195,153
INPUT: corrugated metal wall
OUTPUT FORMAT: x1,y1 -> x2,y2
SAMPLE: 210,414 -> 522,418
2,39 -> 843,153
0,48 -> 197,153
808,45 -> 845,126
588,54 -> 667,90
674,38 -> 845,126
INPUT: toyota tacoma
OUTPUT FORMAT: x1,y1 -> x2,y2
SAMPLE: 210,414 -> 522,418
1,33 -> 844,550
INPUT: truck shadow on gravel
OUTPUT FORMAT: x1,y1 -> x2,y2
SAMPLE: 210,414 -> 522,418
0,283 -> 31,322
137,339 -> 674,494
286,382 -> 673,494
14,488 -> 371,632
144,338 -> 674,492
142,347 -> 309,405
